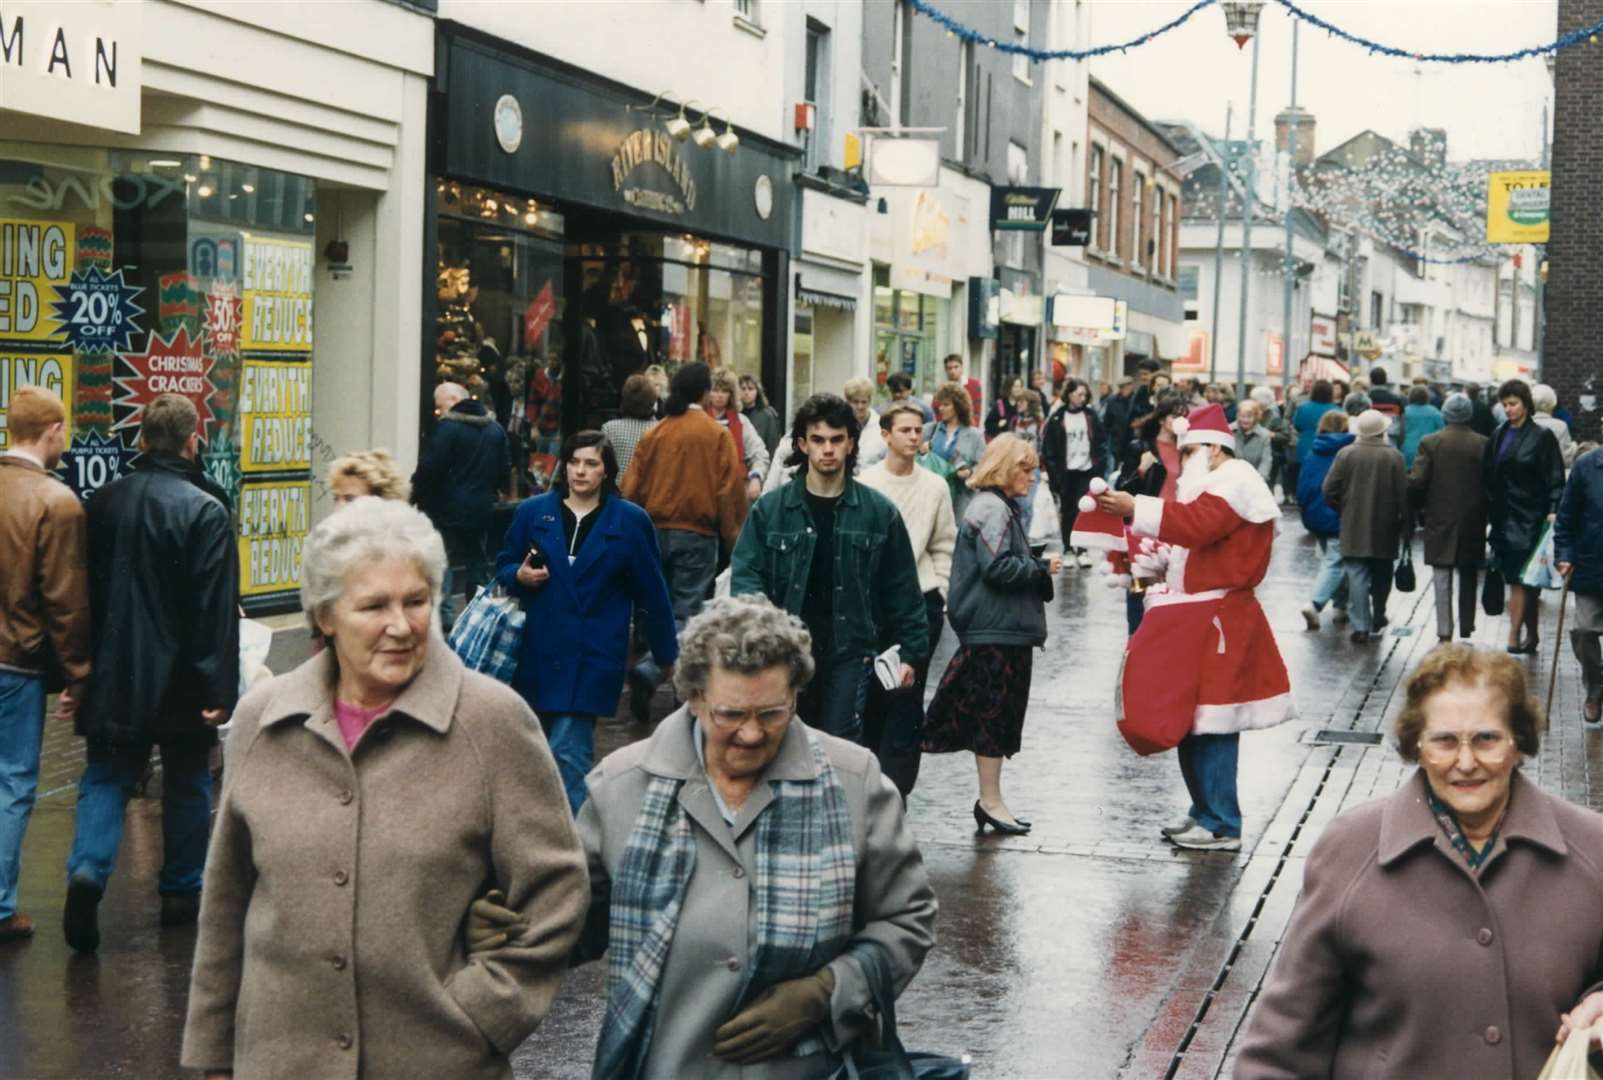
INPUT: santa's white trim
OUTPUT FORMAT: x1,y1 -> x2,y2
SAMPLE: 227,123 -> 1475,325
1071,529 -> 1128,552
1178,429 -> 1234,450
1144,584 -> 1227,608
1178,457 -> 1280,524
1192,691 -> 1297,735
1131,494 -> 1164,537
1166,545 -> 1191,595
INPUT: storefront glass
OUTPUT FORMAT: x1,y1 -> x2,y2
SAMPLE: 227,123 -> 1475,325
0,142 -> 317,611
432,181 -> 766,491
872,269 -> 950,401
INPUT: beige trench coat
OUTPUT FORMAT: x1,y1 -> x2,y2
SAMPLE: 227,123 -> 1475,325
1236,770 -> 1603,1079
181,635 -> 589,1080
575,706 -> 938,1079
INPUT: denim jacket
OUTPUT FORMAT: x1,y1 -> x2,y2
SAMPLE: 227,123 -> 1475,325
730,477 -> 930,665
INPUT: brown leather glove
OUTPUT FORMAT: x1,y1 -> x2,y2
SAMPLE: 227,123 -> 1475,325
466,889 -> 526,952
711,966 -> 836,1064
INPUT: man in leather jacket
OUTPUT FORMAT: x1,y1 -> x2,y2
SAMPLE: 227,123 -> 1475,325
63,394 -> 239,953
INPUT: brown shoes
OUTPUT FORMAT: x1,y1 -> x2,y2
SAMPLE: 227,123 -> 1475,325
0,913 -> 35,943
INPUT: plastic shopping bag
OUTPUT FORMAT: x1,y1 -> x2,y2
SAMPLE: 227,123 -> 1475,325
1536,1024 -> 1602,1080
447,584 -> 527,683
1522,519 -> 1565,591
1027,483 -> 1061,548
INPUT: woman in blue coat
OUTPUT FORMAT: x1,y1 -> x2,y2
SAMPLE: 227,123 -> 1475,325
495,431 -> 679,812
1296,410 -> 1354,631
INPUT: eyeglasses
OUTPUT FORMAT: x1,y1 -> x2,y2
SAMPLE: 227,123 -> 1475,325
703,700 -> 793,731
1420,729 -> 1513,762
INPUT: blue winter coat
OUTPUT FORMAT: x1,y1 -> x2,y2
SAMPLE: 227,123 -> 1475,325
1555,448 -> 1603,597
1401,404 -> 1445,469
1297,431 -> 1355,538
413,399 -> 510,531
1293,401 -> 1339,463
494,492 -> 678,717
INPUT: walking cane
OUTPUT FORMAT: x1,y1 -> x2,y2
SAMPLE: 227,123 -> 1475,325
1548,570 -> 1573,723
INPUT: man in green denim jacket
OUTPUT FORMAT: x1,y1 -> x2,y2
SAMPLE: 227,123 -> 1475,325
731,395 -> 929,744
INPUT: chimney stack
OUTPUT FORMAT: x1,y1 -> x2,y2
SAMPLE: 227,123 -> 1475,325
1409,127 -> 1447,168
1275,107 -> 1315,166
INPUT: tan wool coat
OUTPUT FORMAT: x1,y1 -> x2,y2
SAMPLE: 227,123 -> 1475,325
181,635 -> 589,1080
574,706 -> 938,1079
1236,770 -> 1603,1080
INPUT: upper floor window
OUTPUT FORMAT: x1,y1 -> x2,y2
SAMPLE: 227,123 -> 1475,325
1131,170 -> 1146,272
1107,158 -> 1123,260
1012,0 -> 1031,82
734,0 -> 758,24
1088,144 -> 1104,250
1007,141 -> 1029,185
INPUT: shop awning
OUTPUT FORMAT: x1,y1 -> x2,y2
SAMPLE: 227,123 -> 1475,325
1298,355 -> 1351,386
795,264 -> 862,312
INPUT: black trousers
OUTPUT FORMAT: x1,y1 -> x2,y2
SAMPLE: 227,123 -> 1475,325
862,589 -> 946,799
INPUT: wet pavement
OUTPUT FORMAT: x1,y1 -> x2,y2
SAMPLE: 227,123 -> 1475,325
3,508 -> 1599,1079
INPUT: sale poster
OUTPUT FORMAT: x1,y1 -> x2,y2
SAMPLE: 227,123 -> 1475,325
0,351 -> 73,451
113,326 -> 217,441
59,428 -> 135,503
0,218 -> 73,342
238,359 -> 312,473
241,236 -> 314,353
238,478 -> 311,598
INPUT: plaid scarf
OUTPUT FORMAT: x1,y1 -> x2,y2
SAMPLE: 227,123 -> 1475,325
593,726 -> 857,1079
1425,783 -> 1508,873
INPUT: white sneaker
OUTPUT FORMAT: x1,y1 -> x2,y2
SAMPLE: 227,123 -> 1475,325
1169,825 -> 1242,852
1160,816 -> 1196,839
1077,551 -> 1095,569
1300,605 -> 1321,632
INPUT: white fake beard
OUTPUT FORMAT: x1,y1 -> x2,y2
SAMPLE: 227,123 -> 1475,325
1175,446 -> 1214,503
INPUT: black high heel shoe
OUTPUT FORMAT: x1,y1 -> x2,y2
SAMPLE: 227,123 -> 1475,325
973,801 -> 1032,835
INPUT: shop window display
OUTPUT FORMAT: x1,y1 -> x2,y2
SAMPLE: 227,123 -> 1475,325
0,143 -> 317,612
432,181 -> 766,494
873,272 -> 950,402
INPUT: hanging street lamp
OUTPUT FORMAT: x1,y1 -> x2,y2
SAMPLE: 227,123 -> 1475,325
1222,1 -> 1266,49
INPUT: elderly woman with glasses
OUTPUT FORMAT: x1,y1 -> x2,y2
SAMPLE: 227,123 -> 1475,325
1237,644 -> 1603,1079
182,498 -> 588,1080
569,593 -> 937,1078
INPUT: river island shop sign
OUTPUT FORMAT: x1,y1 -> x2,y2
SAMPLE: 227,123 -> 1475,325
0,1 -> 142,135
610,129 -> 698,215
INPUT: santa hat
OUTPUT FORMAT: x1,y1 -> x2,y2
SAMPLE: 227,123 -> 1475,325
1069,477 -> 1128,552
1175,402 -> 1233,450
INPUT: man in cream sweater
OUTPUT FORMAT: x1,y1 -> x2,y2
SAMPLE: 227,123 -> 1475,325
859,403 -> 958,796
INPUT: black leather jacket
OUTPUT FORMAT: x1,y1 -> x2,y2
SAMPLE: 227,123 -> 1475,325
1484,420 -> 1565,560
77,455 -> 239,747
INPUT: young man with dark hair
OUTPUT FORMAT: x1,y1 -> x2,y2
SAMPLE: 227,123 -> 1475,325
886,371 -> 935,424
731,394 -> 929,743
943,353 -> 983,421
1367,366 -> 1406,448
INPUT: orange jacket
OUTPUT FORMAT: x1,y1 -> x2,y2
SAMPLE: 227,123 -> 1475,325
619,408 -> 747,548
0,455 -> 90,687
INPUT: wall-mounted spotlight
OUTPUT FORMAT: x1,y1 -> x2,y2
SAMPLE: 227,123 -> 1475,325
666,100 -> 704,142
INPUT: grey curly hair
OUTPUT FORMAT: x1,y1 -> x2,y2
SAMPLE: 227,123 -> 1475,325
672,594 -> 816,701
301,497 -> 446,628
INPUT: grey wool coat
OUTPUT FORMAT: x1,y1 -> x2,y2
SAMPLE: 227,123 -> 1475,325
1322,434 -> 1409,560
181,634 -> 589,1080
1235,770 -> 1603,1080
574,706 -> 938,1079
1408,424 -> 1490,567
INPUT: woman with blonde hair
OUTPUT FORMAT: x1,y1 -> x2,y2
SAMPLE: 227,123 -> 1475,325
921,435 -> 1062,834
328,449 -> 409,504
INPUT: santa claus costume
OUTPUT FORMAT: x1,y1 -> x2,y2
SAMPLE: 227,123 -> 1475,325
1118,403 -> 1295,851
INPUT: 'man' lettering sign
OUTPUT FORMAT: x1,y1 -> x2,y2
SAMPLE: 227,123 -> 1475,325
0,1 -> 142,135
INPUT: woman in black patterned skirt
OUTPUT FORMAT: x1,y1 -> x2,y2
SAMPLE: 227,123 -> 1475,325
923,434 -> 1062,835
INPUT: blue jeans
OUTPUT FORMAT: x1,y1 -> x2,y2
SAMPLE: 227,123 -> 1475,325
1126,591 -> 1146,635
66,741 -> 213,895
1177,732 -> 1242,838
634,528 -> 721,691
1310,537 -> 1349,611
1343,556 -> 1392,634
544,713 -> 596,816
0,671 -> 45,921
797,653 -> 871,743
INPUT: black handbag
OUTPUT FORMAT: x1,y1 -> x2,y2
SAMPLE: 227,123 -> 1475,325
828,941 -> 969,1080
1483,567 -> 1506,616
1394,533 -> 1416,593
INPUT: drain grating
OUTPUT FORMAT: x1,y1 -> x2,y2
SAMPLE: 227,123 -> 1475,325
1307,729 -> 1385,746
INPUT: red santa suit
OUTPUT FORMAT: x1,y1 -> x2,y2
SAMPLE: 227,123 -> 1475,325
1117,433 -> 1295,755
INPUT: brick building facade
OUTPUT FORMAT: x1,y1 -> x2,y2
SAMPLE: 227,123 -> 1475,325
1543,0 -> 1603,437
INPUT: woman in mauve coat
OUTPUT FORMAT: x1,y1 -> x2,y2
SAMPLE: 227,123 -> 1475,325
1236,645 -> 1603,1080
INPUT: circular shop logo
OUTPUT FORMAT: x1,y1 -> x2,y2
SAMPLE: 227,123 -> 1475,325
493,94 -> 523,154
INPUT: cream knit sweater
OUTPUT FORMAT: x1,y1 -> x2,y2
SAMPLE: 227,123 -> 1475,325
859,460 -> 957,596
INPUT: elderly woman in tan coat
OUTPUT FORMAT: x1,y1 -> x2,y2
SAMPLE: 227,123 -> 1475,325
572,593 -> 937,1078
181,498 -> 588,1080
1236,645 -> 1603,1079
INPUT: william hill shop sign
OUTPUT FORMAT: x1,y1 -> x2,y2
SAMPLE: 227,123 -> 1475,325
610,129 -> 698,215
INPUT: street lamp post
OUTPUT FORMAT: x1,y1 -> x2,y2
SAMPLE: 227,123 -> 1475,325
1224,3 -> 1265,402
1280,20 -> 1299,396
1208,103 -> 1233,386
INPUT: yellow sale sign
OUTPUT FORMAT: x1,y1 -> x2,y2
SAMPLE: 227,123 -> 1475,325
1486,171 -> 1550,244
238,478 -> 310,597
0,219 -> 74,341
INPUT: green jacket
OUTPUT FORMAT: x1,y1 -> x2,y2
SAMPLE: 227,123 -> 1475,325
731,477 -> 930,665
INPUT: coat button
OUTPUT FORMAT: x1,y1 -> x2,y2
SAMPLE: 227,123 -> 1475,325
336,1033 -> 353,1050
726,957 -> 741,972
732,867 -> 746,879
333,870 -> 349,886
1477,927 -> 1494,946
1484,1026 -> 1502,1045
338,789 -> 354,805
331,954 -> 347,971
